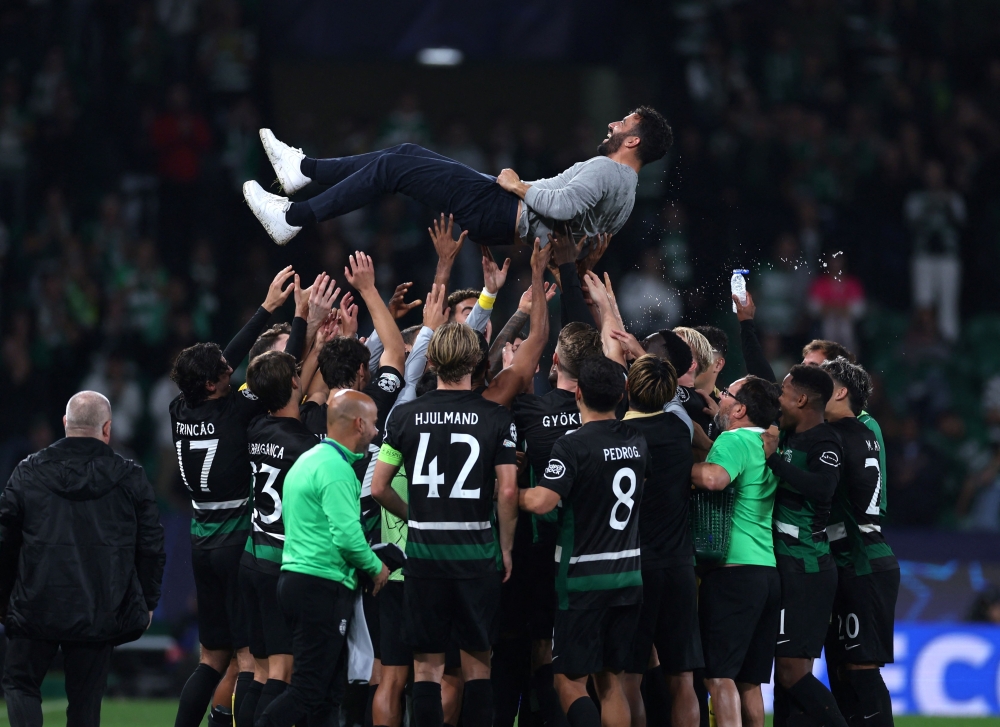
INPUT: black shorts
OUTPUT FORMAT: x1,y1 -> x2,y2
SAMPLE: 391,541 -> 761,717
776,566 -> 837,659
527,523 -> 559,641
240,564 -> 293,658
363,589 -> 380,661
403,573 -> 501,654
826,568 -> 899,666
192,544 -> 248,651
699,565 -> 781,684
628,565 -> 704,674
380,581 -> 410,667
553,604 -> 641,676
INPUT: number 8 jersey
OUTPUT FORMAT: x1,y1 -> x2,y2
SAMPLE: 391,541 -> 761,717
378,389 -> 518,579
541,419 -> 650,610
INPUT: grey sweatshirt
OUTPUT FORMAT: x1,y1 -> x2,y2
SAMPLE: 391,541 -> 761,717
517,156 -> 638,245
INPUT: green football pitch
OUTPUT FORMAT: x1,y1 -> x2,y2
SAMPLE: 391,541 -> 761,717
2,701 -> 1000,727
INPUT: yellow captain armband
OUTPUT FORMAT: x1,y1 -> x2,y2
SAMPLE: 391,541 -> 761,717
377,442 -> 404,466
477,288 -> 497,311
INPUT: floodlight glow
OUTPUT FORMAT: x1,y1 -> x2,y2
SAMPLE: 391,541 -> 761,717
417,48 -> 463,66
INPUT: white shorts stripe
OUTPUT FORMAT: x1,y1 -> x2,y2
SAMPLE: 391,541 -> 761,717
858,523 -> 882,534
774,520 -> 800,539
252,522 -> 285,540
826,522 -> 847,541
407,520 -> 492,531
191,498 -> 248,511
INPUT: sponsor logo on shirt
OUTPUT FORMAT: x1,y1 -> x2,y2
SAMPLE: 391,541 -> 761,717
242,388 -> 258,401
820,451 -> 841,467
677,387 -> 690,403
378,373 -> 401,393
783,450 -> 793,462
503,439 -> 516,448
544,459 -> 566,479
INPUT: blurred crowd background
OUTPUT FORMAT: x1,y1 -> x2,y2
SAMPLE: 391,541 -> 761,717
3,0 -> 1000,685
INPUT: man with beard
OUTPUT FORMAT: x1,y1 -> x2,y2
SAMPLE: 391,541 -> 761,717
242,109 -> 672,248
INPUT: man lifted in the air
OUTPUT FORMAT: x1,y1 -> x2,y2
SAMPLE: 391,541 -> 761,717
243,107 -> 671,247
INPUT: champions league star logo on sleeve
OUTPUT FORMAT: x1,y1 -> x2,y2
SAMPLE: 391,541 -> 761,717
378,373 -> 401,393
241,388 -> 258,400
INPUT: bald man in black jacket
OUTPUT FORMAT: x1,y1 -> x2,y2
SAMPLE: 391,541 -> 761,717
0,391 -> 166,727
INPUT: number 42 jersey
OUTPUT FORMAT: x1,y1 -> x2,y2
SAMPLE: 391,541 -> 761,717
378,389 -> 518,580
541,419 -> 651,610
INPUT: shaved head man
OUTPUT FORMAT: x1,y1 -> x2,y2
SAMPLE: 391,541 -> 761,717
327,390 -> 379,454
63,391 -> 113,442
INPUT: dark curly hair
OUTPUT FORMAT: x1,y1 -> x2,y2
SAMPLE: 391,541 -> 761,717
631,106 -> 673,165
821,357 -> 874,415
249,323 -> 292,362
170,342 -> 228,406
318,336 -> 371,390
577,355 -> 626,412
732,375 -> 781,428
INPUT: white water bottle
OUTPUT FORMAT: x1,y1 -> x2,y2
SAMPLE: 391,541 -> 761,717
731,269 -> 748,312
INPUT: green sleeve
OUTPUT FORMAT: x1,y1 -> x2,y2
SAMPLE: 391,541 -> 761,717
323,470 -> 382,578
706,430 -> 748,484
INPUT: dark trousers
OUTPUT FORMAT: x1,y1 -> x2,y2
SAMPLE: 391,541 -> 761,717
2,637 -> 113,727
306,143 -> 519,245
256,571 -> 354,727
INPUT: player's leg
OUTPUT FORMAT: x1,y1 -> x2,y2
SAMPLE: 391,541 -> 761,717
648,565 -> 702,727
175,548 -> 232,727
406,576 -> 457,727
250,566 -> 293,724
207,658 -> 237,726
733,567 -> 781,727
412,654 -> 447,727
735,682 -> 764,727
451,573 -> 502,727
375,581 -> 411,727
555,674 -> 600,727
442,654 -> 464,727
362,588 -> 383,727
593,671 -> 630,727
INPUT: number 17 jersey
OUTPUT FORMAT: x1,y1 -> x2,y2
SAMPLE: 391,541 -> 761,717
378,389 -> 518,580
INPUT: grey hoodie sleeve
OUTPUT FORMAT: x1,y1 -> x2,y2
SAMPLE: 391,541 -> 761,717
366,330 -> 384,373
523,165 -> 607,221
465,302 -> 491,334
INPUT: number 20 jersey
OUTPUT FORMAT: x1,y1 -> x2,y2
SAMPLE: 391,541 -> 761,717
541,419 -> 650,610
379,389 -> 518,580
170,389 -> 266,549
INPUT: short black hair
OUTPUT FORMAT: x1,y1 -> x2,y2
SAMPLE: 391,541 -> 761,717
803,339 -> 856,364
734,375 -> 781,428
246,350 -> 298,412
694,325 -> 728,358
415,369 -> 438,397
401,325 -> 422,347
170,342 -> 228,406
447,289 -> 480,315
786,364 -> 834,409
577,356 -> 625,412
821,357 -> 873,415
644,330 -> 693,376
318,337 -> 371,390
250,323 -> 292,361
631,106 -> 673,165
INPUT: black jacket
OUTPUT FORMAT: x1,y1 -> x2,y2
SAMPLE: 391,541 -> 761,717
0,437 -> 166,644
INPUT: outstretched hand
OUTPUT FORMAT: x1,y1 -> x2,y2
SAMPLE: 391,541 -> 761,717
530,237 -> 553,279
388,282 -> 421,320
576,232 -> 612,278
339,292 -> 359,339
423,283 -> 450,331
306,274 -> 341,326
345,252 -> 376,293
481,247 -> 511,294
428,213 -> 467,262
517,282 -> 557,314
608,329 -> 645,361
734,290 -> 756,321
262,265 -> 295,312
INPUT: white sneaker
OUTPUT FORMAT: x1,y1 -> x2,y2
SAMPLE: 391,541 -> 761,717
243,180 -> 302,246
259,128 -> 311,195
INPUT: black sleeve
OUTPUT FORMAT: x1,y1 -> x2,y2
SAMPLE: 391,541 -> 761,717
767,439 -> 842,504
222,306 -> 272,369
285,316 -> 308,362
131,466 -> 166,611
0,466 -> 25,610
540,437 -> 577,498
363,366 -> 404,430
558,263 -> 596,327
740,319 -> 777,383
494,409 -> 518,467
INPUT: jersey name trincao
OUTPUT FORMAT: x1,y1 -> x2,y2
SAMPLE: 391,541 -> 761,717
379,389 -> 517,579
170,388 -> 266,548
773,423 -> 841,574
300,365 -> 403,543
241,413 -> 321,575
827,417 -> 897,576
542,419 -> 650,610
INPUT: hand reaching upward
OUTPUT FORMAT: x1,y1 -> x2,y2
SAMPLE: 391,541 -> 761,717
345,252 -> 376,293
262,265 -> 295,312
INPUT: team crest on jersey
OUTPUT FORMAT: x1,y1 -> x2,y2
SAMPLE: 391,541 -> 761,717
378,373 -> 401,393
241,388 -> 258,401
544,459 -> 566,479
820,451 -> 840,467
677,387 -> 690,403
339,618 -> 347,635
783,450 -> 793,462
510,423 -> 518,441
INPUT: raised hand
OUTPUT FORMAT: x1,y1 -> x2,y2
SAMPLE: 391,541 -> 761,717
576,232 -> 612,279
609,329 -> 645,361
388,282 -> 421,320
262,265 -> 295,312
482,247 -> 512,294
428,213 -> 467,262
339,292 -> 359,338
307,274 -> 341,326
734,290 -> 757,321
548,224 -> 583,266
496,169 -> 527,198
422,283 -> 450,331
345,252 -> 376,292
530,237 -> 553,279
517,282 -> 557,315
317,310 -> 340,345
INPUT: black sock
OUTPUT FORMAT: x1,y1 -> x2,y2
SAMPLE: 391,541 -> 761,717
236,679 -> 263,727
462,679 -> 494,727
255,679 -> 288,722
566,696 -> 601,727
207,705 -> 233,727
233,672 -> 255,722
413,681 -> 444,727
285,201 -> 315,227
365,683 -> 379,727
643,665 -> 670,727
845,669 -> 893,727
301,157 -> 317,179
531,664 -> 565,727
788,673 -> 848,727
773,683 -> 789,727
174,663 -> 224,727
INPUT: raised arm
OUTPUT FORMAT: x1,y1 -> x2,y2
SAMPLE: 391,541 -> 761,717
345,252 -> 405,373
223,265 -> 295,367
429,213 -> 468,289
487,282 -> 556,379
735,291 -> 777,383
547,225 -> 598,327
484,239 -> 552,407
465,248 -> 510,334
583,271 -> 626,367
